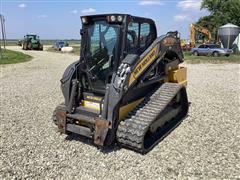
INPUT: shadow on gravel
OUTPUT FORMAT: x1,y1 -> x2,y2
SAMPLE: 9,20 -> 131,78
100,144 -> 121,154
64,101 -> 192,155
65,133 -> 121,154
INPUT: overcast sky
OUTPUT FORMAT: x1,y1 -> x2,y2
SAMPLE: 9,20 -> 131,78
1,0 -> 208,39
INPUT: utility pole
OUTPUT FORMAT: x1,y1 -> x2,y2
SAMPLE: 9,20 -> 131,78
0,15 -> 2,59
3,15 -> 6,47
0,44 -> 2,59
0,14 -> 6,59
0,14 -> 6,49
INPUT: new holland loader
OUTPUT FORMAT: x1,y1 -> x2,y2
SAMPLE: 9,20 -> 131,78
53,14 -> 189,153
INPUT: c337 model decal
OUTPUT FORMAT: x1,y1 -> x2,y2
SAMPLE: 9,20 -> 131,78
129,45 -> 159,86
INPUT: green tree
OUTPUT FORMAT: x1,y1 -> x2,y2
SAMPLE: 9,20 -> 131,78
197,0 -> 240,40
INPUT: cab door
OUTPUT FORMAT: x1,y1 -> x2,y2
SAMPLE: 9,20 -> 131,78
121,18 -> 157,105
202,45 -> 210,56
124,17 -> 156,57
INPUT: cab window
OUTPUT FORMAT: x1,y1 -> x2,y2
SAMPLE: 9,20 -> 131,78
140,23 -> 151,49
126,21 -> 155,54
127,22 -> 139,53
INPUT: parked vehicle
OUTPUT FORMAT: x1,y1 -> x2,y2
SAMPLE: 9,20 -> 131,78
52,40 -> 69,51
191,44 -> 233,57
17,40 -> 22,46
22,34 -> 43,51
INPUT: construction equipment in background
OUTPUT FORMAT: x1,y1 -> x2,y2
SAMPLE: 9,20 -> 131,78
52,40 -> 69,51
53,14 -> 189,153
180,39 -> 192,51
190,23 -> 213,47
22,34 -> 43,50
17,40 -> 23,46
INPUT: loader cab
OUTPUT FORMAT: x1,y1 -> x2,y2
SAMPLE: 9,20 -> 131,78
25,34 -> 38,40
24,34 -> 39,44
80,14 -> 157,94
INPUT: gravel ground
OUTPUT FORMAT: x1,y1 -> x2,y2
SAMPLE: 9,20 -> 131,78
0,46 -> 240,179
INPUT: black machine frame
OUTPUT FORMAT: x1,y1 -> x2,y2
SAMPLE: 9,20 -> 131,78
56,14 -> 185,148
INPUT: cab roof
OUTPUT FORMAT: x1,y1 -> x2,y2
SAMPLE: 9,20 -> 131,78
80,13 -> 155,24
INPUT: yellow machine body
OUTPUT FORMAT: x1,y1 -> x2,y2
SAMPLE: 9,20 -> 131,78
168,66 -> 187,86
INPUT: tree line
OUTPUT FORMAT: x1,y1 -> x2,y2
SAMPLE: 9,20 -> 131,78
197,0 -> 240,40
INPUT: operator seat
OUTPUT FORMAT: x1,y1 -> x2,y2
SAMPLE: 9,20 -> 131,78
126,30 -> 138,53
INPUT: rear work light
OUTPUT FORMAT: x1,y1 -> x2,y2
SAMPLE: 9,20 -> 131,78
107,15 -> 123,23
81,17 -> 88,24
117,15 -> 123,22
110,15 -> 116,22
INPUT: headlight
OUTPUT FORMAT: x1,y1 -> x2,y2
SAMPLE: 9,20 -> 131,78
117,15 -> 123,22
110,15 -> 116,22
81,17 -> 88,24
107,15 -> 123,23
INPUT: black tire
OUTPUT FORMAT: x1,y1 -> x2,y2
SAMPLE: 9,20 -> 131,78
28,43 -> 32,50
213,51 -> 219,57
39,44 -> 43,51
193,51 -> 198,56
23,42 -> 27,50
225,54 -> 230,57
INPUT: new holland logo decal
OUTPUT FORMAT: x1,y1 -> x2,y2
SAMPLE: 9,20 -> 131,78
129,45 -> 158,86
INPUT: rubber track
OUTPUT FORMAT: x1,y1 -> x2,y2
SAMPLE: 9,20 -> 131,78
116,82 -> 187,153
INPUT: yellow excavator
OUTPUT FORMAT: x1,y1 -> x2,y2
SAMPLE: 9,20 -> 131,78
190,23 -> 212,47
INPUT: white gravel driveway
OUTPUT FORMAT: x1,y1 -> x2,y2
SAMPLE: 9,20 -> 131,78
0,46 -> 239,179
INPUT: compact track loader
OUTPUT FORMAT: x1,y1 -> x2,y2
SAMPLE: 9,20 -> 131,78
53,14 -> 189,153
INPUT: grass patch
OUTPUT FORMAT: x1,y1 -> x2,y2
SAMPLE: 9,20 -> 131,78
184,52 -> 240,63
0,49 -> 32,65
46,45 -> 80,56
